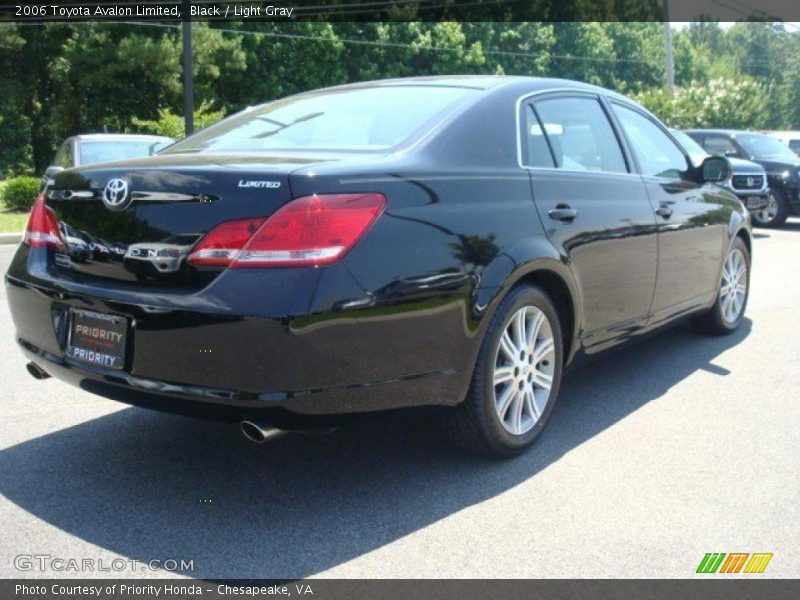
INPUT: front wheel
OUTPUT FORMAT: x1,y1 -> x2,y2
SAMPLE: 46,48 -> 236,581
443,285 -> 563,456
751,190 -> 788,228
692,237 -> 750,335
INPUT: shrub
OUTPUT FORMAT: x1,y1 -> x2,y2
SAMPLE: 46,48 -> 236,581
631,78 -> 770,130
1,176 -> 40,212
131,101 -> 226,140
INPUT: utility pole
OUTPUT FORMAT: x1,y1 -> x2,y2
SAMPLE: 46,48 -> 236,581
663,0 -> 675,96
182,0 -> 195,136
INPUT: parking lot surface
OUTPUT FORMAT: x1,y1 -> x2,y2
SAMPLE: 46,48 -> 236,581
1,221 -> 798,579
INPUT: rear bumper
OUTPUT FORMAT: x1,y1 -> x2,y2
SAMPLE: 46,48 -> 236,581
6,246 -> 473,424
15,338 -> 455,427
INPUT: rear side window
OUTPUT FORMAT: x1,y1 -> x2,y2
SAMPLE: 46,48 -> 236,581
612,104 -> 690,180
531,97 -> 627,174
164,86 -> 477,153
523,105 -> 556,168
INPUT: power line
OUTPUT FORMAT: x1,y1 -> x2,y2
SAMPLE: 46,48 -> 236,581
18,19 -> 655,65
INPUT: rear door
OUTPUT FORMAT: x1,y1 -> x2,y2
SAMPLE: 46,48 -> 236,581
522,92 -> 658,352
610,103 -> 726,324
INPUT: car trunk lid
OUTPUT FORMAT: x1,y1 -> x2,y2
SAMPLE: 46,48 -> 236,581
43,153 -> 330,288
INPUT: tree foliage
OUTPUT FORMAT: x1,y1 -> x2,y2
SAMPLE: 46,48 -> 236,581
132,102 -> 226,139
632,78 -> 770,129
2,21 -> 800,177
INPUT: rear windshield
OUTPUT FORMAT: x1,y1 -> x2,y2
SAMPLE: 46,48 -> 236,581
164,86 -> 477,154
79,141 -> 162,165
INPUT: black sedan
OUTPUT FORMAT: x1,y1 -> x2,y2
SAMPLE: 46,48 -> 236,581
6,77 -> 751,456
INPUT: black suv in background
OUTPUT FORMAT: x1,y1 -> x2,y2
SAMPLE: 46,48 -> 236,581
685,129 -> 800,227
671,129 -> 769,216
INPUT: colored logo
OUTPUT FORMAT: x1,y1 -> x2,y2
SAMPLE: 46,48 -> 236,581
696,552 -> 773,574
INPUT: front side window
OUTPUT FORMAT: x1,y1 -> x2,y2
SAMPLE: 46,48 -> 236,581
164,86 -> 477,154
613,104 -> 690,180
532,97 -> 627,173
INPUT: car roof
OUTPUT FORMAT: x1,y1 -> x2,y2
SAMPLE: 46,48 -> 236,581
72,134 -> 173,142
292,75 -> 634,102
684,129 -> 766,137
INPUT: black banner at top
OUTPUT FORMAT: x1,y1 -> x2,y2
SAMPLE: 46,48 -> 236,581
2,0 -> 800,23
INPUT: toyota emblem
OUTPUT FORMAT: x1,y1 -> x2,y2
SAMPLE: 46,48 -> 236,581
102,178 -> 131,211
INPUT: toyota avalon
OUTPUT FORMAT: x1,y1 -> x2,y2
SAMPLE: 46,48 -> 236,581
5,77 -> 752,456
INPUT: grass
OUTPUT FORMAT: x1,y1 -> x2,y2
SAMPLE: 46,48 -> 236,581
0,181 -> 30,234
0,210 -> 28,234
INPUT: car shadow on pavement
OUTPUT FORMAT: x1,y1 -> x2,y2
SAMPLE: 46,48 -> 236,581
0,319 -> 750,579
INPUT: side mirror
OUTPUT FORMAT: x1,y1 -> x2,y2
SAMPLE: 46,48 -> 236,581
701,155 -> 731,184
44,165 -> 64,177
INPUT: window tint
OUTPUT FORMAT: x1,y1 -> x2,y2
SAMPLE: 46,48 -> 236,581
164,86 -> 477,154
532,97 -> 627,173
612,104 -> 689,179
702,135 -> 738,157
523,105 -> 555,168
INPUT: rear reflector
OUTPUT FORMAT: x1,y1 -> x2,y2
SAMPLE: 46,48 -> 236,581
23,194 -> 64,250
188,193 -> 386,268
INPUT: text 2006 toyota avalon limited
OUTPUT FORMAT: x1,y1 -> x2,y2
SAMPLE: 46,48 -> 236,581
6,77 -> 752,456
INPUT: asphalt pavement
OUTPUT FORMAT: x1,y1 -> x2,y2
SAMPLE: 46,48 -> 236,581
0,221 -> 798,579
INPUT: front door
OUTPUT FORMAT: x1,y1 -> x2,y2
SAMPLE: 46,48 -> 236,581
609,103 -> 726,325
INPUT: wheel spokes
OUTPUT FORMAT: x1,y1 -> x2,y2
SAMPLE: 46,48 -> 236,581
493,365 -> 515,386
499,331 -> 517,362
492,304 -> 556,437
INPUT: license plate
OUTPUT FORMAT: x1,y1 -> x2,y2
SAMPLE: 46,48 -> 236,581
746,196 -> 767,209
66,309 -> 128,370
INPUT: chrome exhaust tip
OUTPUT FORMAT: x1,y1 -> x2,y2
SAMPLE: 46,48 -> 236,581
240,421 -> 286,444
26,362 -> 51,380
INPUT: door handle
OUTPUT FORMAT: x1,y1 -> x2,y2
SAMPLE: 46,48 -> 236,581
655,204 -> 673,218
548,205 -> 578,222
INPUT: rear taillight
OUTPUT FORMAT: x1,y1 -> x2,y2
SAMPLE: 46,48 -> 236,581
23,194 -> 64,250
188,193 -> 386,268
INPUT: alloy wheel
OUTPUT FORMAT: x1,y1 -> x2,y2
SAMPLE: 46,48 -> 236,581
754,193 -> 779,225
720,247 -> 747,324
492,306 -> 555,436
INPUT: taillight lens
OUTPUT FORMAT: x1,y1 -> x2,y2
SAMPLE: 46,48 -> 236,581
185,218 -> 266,266
24,194 -> 64,250
188,193 -> 386,268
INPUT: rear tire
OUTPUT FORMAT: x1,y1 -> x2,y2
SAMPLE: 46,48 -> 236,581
752,190 -> 788,228
443,284 -> 563,457
691,237 -> 750,335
